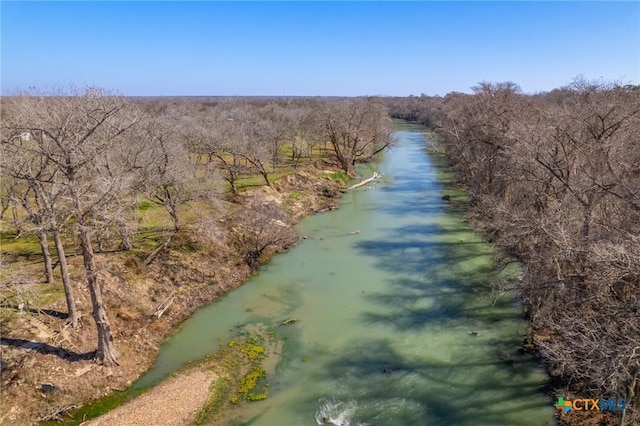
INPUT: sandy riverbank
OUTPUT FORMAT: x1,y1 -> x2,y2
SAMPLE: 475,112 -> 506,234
84,369 -> 215,426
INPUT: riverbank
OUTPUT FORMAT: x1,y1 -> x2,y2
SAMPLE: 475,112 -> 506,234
108,124 -> 554,426
85,369 -> 215,426
0,165 -> 348,425
423,129 -> 626,426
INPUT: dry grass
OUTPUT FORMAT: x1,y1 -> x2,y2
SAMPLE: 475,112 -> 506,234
0,165 -> 343,425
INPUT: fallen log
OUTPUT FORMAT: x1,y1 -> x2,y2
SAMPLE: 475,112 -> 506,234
142,232 -> 176,268
345,172 -> 380,191
153,289 -> 177,318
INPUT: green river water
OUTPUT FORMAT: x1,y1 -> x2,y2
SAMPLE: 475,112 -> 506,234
120,124 -> 555,425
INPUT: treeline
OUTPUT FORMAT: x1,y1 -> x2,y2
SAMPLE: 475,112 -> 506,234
389,79 -> 640,417
0,87 -> 391,366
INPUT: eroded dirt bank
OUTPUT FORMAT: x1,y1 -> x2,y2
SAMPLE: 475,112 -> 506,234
0,167 -> 346,425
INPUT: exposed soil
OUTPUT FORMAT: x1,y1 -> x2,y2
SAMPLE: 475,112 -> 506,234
0,166 -> 346,425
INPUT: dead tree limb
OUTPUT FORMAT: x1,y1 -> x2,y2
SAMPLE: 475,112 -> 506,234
153,289 -> 176,318
345,171 -> 380,191
142,232 -> 176,268
37,404 -> 78,422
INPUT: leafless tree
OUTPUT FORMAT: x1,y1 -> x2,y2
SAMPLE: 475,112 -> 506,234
285,103 -> 323,168
1,86 -> 144,365
137,115 -> 220,231
318,97 -> 393,176
1,106 -> 79,327
0,175 -> 20,220
430,78 -> 640,418
184,102 -> 251,194
230,202 -> 296,270
231,105 -> 274,187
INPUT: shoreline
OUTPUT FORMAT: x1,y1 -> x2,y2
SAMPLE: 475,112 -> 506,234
1,165 -> 348,425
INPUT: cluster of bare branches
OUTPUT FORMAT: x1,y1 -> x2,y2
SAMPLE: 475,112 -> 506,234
175,96 -> 392,192
230,201 -> 297,270
389,79 -> 640,413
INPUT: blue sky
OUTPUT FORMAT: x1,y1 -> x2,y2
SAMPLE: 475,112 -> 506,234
1,1 -> 639,96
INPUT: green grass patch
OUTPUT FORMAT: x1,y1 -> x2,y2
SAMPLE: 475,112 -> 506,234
34,283 -> 67,306
287,190 -> 305,201
235,170 -> 293,191
130,230 -> 168,261
0,231 -> 42,256
327,172 -> 350,183
0,283 -> 67,329
136,201 -> 172,230
137,199 -> 155,213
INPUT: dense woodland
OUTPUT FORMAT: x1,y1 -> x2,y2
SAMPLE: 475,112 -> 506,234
388,79 -> 640,420
0,88 -> 392,368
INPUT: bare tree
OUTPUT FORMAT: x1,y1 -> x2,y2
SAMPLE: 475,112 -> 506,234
11,185 -> 55,284
0,175 -> 20,220
431,78 -> 640,418
227,105 -> 274,187
231,202 -> 296,270
0,117 -> 80,327
1,86 -> 143,365
285,103 -> 323,168
184,103 -> 250,195
256,103 -> 294,171
139,114 -> 220,231
318,97 -> 393,176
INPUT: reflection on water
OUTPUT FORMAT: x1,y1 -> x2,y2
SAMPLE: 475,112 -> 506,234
135,125 -> 556,425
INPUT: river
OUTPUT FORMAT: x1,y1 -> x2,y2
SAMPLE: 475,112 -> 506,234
131,123 -> 555,425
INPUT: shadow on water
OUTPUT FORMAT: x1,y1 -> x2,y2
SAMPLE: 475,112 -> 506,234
353,204 -> 525,332
305,338 -> 550,426
309,138 -> 553,424
354,223 -> 495,278
299,221 -> 552,425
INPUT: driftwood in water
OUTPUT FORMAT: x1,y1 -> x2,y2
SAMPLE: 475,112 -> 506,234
345,172 -> 380,191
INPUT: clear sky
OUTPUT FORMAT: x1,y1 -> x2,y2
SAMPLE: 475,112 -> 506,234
1,1 -> 639,96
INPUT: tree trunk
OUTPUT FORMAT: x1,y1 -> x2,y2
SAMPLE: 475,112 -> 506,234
272,141 -> 279,172
37,229 -> 54,284
169,208 -> 181,232
164,200 -> 180,232
77,223 -> 118,365
118,221 -> 131,251
345,171 -> 380,191
0,197 -> 10,220
119,231 -> 132,251
581,202 -> 593,239
12,203 -> 19,222
226,170 -> 238,194
260,170 -> 270,187
52,229 -> 79,328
